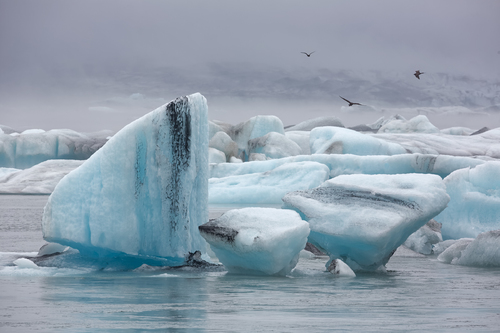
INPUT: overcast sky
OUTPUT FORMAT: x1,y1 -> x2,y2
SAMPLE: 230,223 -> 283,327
1,0 -> 499,132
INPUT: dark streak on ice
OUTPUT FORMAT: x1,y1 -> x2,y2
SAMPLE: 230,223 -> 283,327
297,186 -> 420,210
165,96 -> 191,232
199,219 -> 239,243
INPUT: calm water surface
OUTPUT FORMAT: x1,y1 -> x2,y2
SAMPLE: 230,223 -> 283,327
1,195 -> 499,332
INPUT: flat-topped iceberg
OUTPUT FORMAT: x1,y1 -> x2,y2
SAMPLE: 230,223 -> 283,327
434,161 -> 500,239
282,174 -> 450,271
209,161 -> 329,204
42,93 -> 209,267
199,207 -> 310,276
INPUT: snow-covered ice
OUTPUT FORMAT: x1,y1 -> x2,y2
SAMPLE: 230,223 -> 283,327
434,161 -> 500,239
248,132 -> 302,159
198,207 -> 310,275
42,93 -> 209,266
282,174 -> 450,271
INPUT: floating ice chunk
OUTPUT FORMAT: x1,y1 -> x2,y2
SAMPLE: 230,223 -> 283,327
373,128 -> 500,158
209,161 -> 330,204
378,115 -> 439,134
367,114 -> 406,132
403,220 -> 442,254
209,148 -> 226,164
0,159 -> 84,194
454,230 -> 500,267
38,242 -> 69,256
209,131 -> 238,160
42,93 -> 209,266
285,116 -> 344,132
232,115 -> 285,159
310,127 -> 407,155
437,238 -> 474,264
432,239 -> 461,255
392,245 -> 426,258
0,128 -> 108,169
282,174 -> 450,271
248,132 -> 302,159
229,156 -> 242,163
248,153 -> 268,162
434,161 -> 500,239
326,258 -> 356,277
441,127 -> 475,136
198,207 -> 310,276
210,153 -> 484,180
285,131 -> 311,154
13,258 -> 39,269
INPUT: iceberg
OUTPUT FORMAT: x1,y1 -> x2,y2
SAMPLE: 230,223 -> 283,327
378,115 -> 440,134
209,131 -> 238,161
208,161 -> 330,204
248,132 -> 302,159
310,126 -> 407,155
0,159 -> 84,194
373,128 -> 500,158
42,93 -> 209,266
0,128 -> 108,169
436,231 -> 500,267
232,115 -> 285,160
434,161 -> 500,239
284,116 -> 344,132
282,174 -> 450,271
198,207 -> 310,275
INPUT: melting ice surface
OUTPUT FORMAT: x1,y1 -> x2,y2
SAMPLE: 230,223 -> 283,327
41,93 -> 209,267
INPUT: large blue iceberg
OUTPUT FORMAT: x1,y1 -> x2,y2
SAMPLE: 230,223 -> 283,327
283,174 -> 450,271
42,93 -> 209,266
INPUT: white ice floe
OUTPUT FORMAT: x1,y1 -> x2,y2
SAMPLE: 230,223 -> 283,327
284,116 -> 344,132
434,161 -> 500,239
435,230 -> 499,268
13,258 -> 39,269
378,115 -> 440,134
209,161 -> 330,204
373,128 -> 500,158
282,174 -> 450,271
198,207 -> 310,276
42,94 -> 209,266
0,159 -> 84,194
326,258 -> 356,277
0,128 -> 109,169
310,126 -> 407,155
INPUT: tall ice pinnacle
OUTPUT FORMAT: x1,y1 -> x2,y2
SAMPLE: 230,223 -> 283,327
42,93 -> 209,265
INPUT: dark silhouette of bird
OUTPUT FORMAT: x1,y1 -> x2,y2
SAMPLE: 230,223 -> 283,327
414,70 -> 424,79
339,96 -> 362,106
301,51 -> 315,57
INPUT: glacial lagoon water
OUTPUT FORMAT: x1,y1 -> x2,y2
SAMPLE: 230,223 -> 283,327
1,195 -> 499,332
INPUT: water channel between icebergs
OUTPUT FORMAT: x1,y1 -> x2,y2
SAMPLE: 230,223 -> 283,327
1,195 -> 499,332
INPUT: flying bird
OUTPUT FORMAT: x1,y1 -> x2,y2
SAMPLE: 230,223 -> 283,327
339,96 -> 362,106
301,51 -> 315,57
414,70 -> 424,79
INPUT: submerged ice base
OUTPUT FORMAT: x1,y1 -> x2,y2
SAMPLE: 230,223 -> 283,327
42,93 -> 209,266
